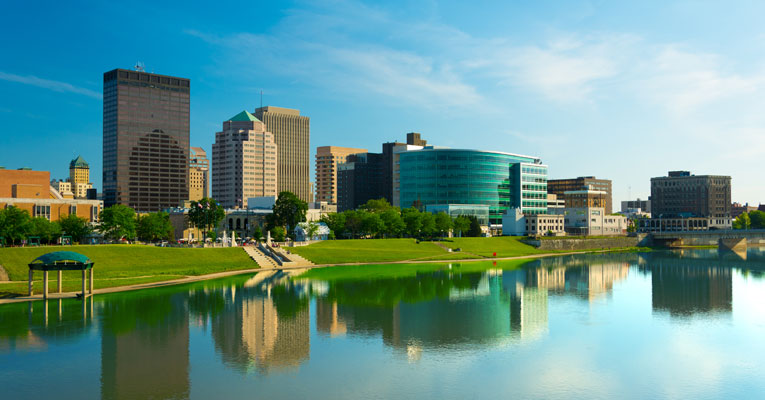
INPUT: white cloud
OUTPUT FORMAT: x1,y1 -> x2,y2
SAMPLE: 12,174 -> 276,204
0,71 -> 101,99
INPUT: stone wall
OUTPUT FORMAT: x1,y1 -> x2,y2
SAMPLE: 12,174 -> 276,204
523,236 -> 640,251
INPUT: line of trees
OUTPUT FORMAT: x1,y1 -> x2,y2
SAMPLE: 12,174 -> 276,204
320,198 -> 482,240
733,210 -> 765,230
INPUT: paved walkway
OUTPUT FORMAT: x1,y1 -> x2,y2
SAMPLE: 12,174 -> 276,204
0,248 -> 615,305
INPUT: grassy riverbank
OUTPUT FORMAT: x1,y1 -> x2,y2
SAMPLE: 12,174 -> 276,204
0,245 -> 256,298
289,237 -> 546,264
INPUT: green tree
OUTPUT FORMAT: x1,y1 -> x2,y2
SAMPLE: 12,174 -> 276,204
321,212 -> 346,239
361,212 -> 385,238
252,225 -> 263,241
467,215 -> 483,237
137,211 -> 174,242
305,221 -> 320,241
344,210 -> 365,239
59,213 -> 91,243
380,208 -> 405,237
732,213 -> 751,230
0,206 -> 31,245
270,226 -> 286,242
361,198 -> 393,213
453,216 -> 471,238
99,204 -> 137,241
188,198 -> 225,241
420,212 -> 436,238
749,210 -> 765,229
270,191 -> 308,238
29,217 -> 62,244
402,208 -> 422,238
434,212 -> 453,238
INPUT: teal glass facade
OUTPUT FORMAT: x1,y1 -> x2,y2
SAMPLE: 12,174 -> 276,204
399,149 -> 548,224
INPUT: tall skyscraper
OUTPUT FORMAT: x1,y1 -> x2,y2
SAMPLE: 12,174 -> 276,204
254,106 -> 310,202
315,146 -> 367,204
188,147 -> 209,201
211,111 -> 278,208
102,69 -> 190,212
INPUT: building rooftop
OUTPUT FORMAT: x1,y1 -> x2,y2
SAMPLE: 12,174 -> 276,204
70,155 -> 89,169
228,110 -> 260,122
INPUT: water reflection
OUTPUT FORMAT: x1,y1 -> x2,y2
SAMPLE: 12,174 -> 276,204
3,248 -> 765,399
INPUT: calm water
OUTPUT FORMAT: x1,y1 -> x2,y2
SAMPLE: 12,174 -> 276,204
2,248 -> 765,399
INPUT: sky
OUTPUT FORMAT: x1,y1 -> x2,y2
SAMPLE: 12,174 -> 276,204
1,0 -> 764,205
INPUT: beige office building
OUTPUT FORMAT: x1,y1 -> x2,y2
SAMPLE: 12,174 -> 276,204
315,146 -> 368,204
212,111 -> 278,208
254,106 -> 310,202
189,147 -> 209,201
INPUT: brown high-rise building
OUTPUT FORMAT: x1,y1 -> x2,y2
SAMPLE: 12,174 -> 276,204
189,147 -> 209,201
102,69 -> 190,212
211,111 -> 278,208
548,176 -> 612,214
315,146 -> 367,204
254,106 -> 310,202
650,171 -> 731,225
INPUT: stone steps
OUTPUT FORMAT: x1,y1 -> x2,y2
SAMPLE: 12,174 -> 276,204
242,246 -> 279,268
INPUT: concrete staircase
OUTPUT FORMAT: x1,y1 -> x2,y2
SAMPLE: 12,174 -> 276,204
242,246 -> 280,268
279,250 -> 315,267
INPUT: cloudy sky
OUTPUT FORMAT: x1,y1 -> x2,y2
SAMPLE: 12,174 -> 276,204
1,0 -> 764,204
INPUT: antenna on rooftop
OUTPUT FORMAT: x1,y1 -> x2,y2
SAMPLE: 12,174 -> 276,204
260,90 -> 263,110
134,61 -> 145,72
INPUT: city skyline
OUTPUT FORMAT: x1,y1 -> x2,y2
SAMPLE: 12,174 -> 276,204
1,1 -> 764,205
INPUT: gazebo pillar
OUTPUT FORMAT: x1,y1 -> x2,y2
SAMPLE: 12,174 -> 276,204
28,270 -> 34,296
89,268 -> 94,294
81,269 -> 86,299
58,270 -> 63,293
43,270 -> 49,299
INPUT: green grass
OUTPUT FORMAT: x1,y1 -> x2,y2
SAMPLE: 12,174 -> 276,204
0,245 -> 257,297
443,237 -> 543,257
289,238 -> 452,264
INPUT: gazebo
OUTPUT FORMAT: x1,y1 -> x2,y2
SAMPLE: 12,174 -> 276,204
28,251 -> 94,299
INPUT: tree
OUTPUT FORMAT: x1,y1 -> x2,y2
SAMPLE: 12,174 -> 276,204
749,210 -> 765,229
99,204 -> 137,241
420,212 -> 436,238
270,226 -> 286,242
467,215 -> 483,237
59,213 -> 91,243
321,212 -> 346,239
453,216 -> 471,238
361,212 -> 385,238
380,208 -> 405,238
402,208 -> 422,238
270,191 -> 308,238
29,217 -> 62,244
361,198 -> 393,213
252,225 -> 263,241
306,221 -> 320,241
344,210 -> 365,239
188,198 -> 225,241
0,206 -> 31,245
137,212 -> 174,242
434,212 -> 453,238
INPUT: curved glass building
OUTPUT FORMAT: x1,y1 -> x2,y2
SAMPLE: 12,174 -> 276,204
399,148 -> 547,224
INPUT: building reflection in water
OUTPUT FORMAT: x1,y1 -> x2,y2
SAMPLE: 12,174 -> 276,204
0,297 -> 95,353
644,253 -> 733,317
204,271 -> 311,374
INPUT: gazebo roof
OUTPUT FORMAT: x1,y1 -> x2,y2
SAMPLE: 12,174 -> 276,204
29,251 -> 92,269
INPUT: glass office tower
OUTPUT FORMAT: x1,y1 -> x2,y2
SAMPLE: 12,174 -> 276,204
103,69 -> 190,211
399,148 -> 548,224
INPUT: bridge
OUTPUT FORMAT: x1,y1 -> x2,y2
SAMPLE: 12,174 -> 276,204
648,229 -> 765,249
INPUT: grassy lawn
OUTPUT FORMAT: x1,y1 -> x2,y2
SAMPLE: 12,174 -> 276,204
0,245 -> 257,297
443,237 -> 543,257
289,238 -> 452,264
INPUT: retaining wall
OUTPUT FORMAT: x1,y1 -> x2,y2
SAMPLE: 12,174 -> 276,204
523,236 -> 641,251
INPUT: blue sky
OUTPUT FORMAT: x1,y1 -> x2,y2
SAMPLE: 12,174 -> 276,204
2,0 -> 764,205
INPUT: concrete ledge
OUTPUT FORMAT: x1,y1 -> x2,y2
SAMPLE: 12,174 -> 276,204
525,237 -> 640,251
0,264 -> 8,281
